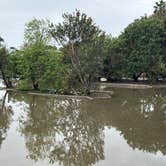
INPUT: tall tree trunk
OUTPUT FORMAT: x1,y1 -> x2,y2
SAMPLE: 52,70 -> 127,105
68,42 -> 94,95
70,43 -> 85,85
69,43 -> 91,95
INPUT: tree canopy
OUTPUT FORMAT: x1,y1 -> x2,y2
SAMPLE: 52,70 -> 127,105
50,10 -> 106,94
103,1 -> 166,82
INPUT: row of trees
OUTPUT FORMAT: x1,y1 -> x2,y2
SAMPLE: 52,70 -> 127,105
103,0 -> 166,82
0,0 -> 166,95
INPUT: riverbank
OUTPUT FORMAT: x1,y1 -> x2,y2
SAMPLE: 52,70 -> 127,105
95,82 -> 166,89
1,82 -> 166,100
4,88 -> 114,100
4,89 -> 94,100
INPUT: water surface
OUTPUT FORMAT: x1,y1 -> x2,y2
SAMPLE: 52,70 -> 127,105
0,88 -> 166,166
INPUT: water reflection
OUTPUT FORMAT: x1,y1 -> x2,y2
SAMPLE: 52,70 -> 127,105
0,92 -> 13,148
10,93 -> 104,166
89,89 -> 166,155
1,88 -> 166,165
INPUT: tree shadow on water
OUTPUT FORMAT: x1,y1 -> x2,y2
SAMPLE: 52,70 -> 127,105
0,92 -> 13,148
16,95 -> 105,166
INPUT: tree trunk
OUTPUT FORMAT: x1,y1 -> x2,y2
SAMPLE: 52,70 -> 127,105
69,42 -> 91,95
7,77 -> 13,88
0,68 -> 13,88
83,75 -> 91,95
133,74 -> 138,82
33,82 -> 39,90
133,72 -> 142,82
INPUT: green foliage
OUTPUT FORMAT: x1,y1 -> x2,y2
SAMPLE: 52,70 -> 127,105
24,18 -> 51,45
9,49 -> 25,79
50,10 -> 106,94
17,79 -> 32,91
0,39 -> 14,88
104,16 -> 166,82
122,17 -> 165,80
103,37 -> 126,80
11,18 -> 70,93
17,42 -> 70,93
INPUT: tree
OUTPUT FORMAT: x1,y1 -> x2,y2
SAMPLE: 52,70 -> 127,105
103,1 -> 166,82
114,17 -> 166,81
103,37 -> 126,81
50,10 -> 106,95
24,18 -> 51,45
0,37 -> 13,88
18,42 -> 69,92
153,0 -> 166,18
15,19 -> 70,92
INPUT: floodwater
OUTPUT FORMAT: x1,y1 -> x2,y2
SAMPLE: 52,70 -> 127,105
0,87 -> 166,166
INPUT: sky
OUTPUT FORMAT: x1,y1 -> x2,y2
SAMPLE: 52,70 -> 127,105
0,0 -> 157,48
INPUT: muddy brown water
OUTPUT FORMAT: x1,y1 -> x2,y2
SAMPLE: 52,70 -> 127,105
0,88 -> 166,166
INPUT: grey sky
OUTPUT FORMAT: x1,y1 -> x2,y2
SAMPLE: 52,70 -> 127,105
0,0 -> 156,48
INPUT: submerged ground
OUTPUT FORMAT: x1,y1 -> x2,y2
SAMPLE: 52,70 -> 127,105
0,86 -> 166,166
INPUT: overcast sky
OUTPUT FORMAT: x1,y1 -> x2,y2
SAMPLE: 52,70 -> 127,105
0,0 -> 157,48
